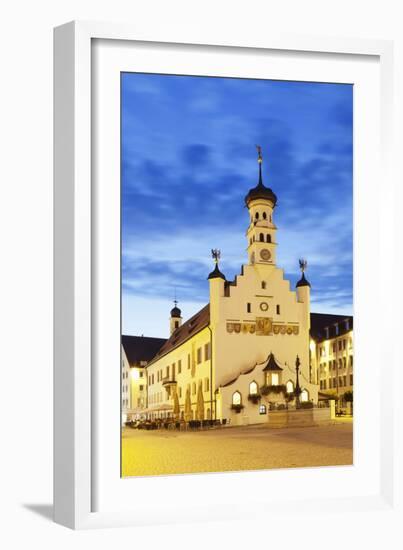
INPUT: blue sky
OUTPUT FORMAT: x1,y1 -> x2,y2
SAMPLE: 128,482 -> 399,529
121,73 -> 353,338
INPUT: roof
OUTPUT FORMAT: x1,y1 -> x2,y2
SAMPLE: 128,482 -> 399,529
244,163 -> 277,207
296,272 -> 311,288
122,335 -> 167,366
148,304 -> 210,365
207,263 -> 226,280
170,305 -> 182,318
262,352 -> 283,371
310,313 -> 353,342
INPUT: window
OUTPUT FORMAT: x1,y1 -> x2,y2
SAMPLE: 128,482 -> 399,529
187,354 -> 191,369
343,357 -> 346,369
139,385 -> 144,391
343,376 -> 347,386
174,321 -> 179,329
338,340 -> 342,351
350,374 -> 353,385
204,342 -> 211,361
261,281 -> 266,289
166,366 -> 170,378
247,302 -> 251,313
300,389 -> 309,402
266,234 -> 271,243
259,404 -> 267,415
255,212 -> 259,219
179,386 -> 182,398
271,373 -> 279,386
262,212 -> 267,220
197,347 -> 202,364
329,379 -> 332,389
343,339 -> 346,350
332,343 -> 336,353
178,360 -> 182,374
140,371 -> 144,378
286,380 -> 294,393
205,378 -> 210,392
192,382 -> 196,395
232,391 -> 242,406
259,233 -> 264,242
249,381 -> 258,395
276,305 -> 280,315
323,380 -> 327,390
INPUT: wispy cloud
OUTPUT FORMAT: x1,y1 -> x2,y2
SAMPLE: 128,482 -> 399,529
121,73 -> 353,336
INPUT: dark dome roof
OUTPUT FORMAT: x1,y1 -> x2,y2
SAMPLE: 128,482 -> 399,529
207,263 -> 226,280
296,273 -> 311,288
245,180 -> 277,207
170,305 -> 182,318
244,162 -> 277,207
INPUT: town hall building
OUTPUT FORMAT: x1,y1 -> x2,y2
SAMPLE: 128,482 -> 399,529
134,148 -> 321,425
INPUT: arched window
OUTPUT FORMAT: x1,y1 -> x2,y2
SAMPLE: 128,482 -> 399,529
262,212 -> 267,220
300,389 -> 309,402
261,281 -> 266,289
286,380 -> 294,393
259,404 -> 266,415
249,381 -> 258,395
255,212 -> 259,219
266,234 -> 271,243
259,233 -> 264,242
232,391 -> 242,406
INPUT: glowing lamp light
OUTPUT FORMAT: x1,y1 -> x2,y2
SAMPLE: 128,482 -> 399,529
131,368 -> 140,380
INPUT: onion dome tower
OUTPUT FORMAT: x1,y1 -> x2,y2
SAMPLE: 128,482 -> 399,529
169,299 -> 182,335
245,146 -> 278,266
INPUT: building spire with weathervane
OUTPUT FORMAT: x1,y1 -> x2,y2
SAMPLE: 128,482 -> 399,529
208,249 -> 226,280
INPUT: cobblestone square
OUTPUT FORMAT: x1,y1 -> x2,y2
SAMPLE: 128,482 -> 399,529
122,419 -> 353,477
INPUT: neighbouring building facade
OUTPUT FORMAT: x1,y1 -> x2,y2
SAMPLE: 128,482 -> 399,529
121,335 -> 167,424
133,150 -> 324,425
309,314 -> 354,407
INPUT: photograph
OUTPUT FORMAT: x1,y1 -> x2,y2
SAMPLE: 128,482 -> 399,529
120,72 -> 354,477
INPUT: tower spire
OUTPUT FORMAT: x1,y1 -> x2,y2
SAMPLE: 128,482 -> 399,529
256,144 -> 263,186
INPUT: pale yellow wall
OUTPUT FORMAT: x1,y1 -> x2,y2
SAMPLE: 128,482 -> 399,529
210,263 -> 316,400
121,347 -> 131,423
146,326 -> 213,419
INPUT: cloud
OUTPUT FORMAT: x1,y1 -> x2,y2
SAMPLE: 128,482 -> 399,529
121,74 -> 353,334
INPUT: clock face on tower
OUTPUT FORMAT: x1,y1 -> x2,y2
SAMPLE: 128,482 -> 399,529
260,248 -> 271,261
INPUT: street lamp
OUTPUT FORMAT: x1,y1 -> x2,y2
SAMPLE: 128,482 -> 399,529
295,355 -> 302,409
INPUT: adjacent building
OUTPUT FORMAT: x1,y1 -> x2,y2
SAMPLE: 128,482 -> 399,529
121,335 -> 166,424
310,313 -> 353,407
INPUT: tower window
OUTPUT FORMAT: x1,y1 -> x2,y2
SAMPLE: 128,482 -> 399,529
174,321 -> 179,328
259,233 -> 264,242
255,212 -> 259,219
261,281 -> 266,289
247,303 -> 251,313
276,305 -> 280,315
263,212 -> 267,219
249,238 -> 252,245
266,234 -> 271,243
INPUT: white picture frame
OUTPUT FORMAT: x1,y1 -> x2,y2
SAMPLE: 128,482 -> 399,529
54,21 -> 398,530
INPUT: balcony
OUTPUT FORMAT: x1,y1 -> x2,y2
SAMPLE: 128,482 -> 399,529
161,375 -> 177,387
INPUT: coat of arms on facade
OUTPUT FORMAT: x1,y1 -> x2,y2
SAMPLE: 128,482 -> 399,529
256,317 -> 272,336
